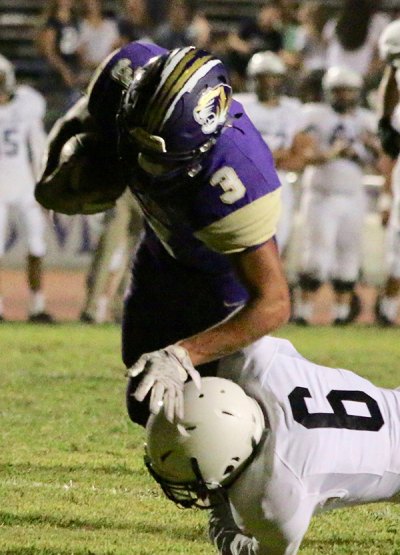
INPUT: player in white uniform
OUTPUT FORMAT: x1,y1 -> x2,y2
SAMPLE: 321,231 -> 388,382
293,66 -> 378,326
0,55 -> 53,322
236,51 -> 309,254
146,335 -> 400,555
375,19 -> 400,326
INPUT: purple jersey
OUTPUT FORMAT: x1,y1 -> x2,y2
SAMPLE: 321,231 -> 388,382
130,99 -> 281,272
87,41 -> 281,273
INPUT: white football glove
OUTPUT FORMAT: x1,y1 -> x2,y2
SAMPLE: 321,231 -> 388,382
127,345 -> 201,423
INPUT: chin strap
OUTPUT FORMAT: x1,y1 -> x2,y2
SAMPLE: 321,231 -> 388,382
221,430 -> 269,491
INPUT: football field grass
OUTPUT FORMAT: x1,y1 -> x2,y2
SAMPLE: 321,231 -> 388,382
2,323 -> 400,554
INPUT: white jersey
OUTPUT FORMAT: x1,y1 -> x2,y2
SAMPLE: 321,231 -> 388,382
235,94 -> 304,251
301,102 -> 376,195
235,93 -> 303,153
0,85 -> 47,203
218,336 -> 400,554
323,13 -> 390,76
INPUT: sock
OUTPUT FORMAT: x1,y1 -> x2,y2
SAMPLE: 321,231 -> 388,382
29,291 -> 45,315
95,295 -> 109,323
381,296 -> 399,322
333,303 -> 350,321
294,300 -> 313,321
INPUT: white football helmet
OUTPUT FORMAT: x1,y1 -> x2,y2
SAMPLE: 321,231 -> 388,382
145,377 -> 265,508
247,51 -> 286,77
322,66 -> 363,112
0,54 -> 16,97
322,66 -> 363,91
379,19 -> 400,66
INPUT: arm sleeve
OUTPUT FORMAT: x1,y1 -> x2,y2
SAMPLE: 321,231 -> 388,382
194,188 -> 281,254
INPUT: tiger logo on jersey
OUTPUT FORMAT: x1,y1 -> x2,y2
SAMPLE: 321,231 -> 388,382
193,84 -> 231,134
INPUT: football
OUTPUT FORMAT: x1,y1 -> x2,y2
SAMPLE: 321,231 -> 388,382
36,132 -> 127,215
60,132 -> 124,194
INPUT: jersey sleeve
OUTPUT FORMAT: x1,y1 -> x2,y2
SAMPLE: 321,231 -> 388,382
193,104 -> 282,255
18,86 -> 46,120
194,189 -> 281,254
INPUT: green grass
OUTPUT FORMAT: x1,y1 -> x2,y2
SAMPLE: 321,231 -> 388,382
1,324 -> 400,554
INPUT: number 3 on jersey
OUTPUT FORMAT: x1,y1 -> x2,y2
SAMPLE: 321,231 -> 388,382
289,387 -> 384,431
210,167 -> 246,204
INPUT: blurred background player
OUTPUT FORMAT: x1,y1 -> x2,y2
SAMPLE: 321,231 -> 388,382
80,189 -> 143,324
145,336 -> 400,555
237,50 -> 312,254
0,55 -> 53,323
293,66 -> 379,326
375,19 -> 400,326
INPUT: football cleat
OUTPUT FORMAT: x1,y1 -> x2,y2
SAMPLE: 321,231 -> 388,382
28,311 -> 56,324
79,311 -> 96,324
292,316 -> 310,326
374,297 -> 396,327
333,293 -> 361,326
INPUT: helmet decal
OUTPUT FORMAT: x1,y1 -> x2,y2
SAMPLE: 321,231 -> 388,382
193,84 -> 231,134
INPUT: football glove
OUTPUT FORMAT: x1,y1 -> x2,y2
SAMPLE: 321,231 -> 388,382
378,116 -> 400,160
127,345 -> 201,423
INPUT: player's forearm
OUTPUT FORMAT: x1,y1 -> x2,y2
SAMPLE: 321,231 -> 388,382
178,290 -> 290,366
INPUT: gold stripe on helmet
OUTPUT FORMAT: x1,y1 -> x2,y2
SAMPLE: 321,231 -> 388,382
146,51 -> 213,133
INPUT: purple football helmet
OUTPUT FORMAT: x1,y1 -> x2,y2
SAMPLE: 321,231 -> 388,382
118,47 -> 232,171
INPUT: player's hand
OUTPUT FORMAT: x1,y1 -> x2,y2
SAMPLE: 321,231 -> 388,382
127,345 -> 201,423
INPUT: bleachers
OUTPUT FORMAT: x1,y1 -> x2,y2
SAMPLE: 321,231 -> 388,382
0,0 -> 118,84
1,0 -> 400,87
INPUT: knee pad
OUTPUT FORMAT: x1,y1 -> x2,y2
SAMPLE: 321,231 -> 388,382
331,279 -> 356,294
298,273 -> 321,292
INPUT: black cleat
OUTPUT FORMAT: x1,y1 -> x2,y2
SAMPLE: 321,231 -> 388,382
374,297 -> 396,327
292,317 -> 310,326
334,293 -> 361,326
79,311 -> 95,324
28,311 -> 56,324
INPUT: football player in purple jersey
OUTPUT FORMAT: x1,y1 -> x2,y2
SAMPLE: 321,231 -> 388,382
35,42 -> 290,427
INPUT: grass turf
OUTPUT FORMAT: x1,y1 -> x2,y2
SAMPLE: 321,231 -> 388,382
1,323 -> 400,554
